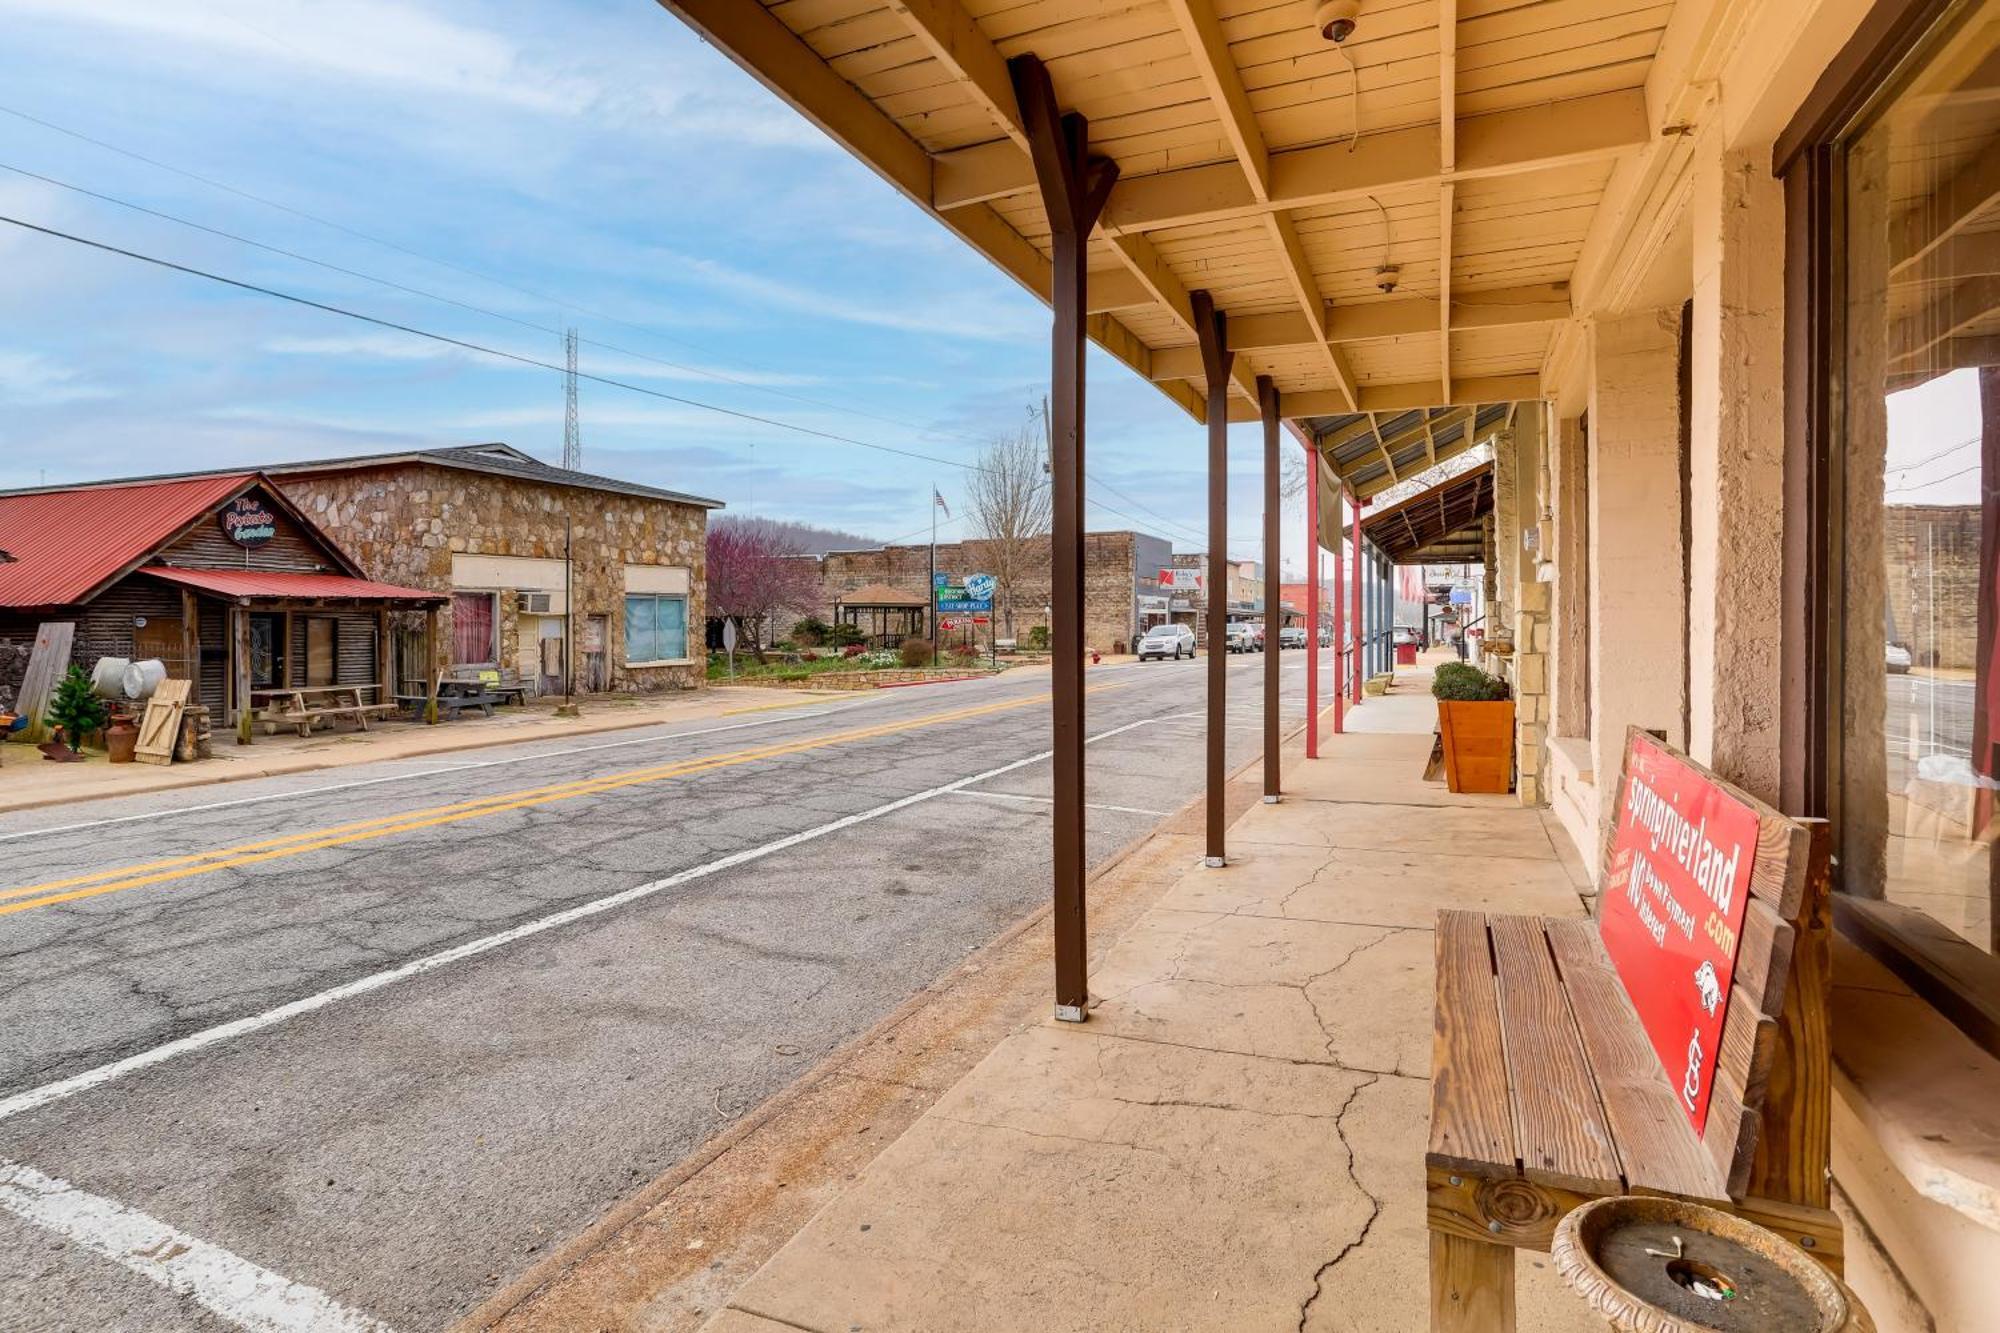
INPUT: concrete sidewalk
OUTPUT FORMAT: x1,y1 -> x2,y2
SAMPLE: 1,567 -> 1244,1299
0,685 -> 814,815
699,664 -> 1601,1332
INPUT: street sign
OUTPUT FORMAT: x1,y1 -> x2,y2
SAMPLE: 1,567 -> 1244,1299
722,617 -> 738,677
935,571 -> 993,613
1598,732 -> 1760,1135
1449,588 -> 1473,605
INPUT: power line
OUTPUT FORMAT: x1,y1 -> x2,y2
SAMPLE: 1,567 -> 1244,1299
0,211 -> 993,477
0,157 -> 998,450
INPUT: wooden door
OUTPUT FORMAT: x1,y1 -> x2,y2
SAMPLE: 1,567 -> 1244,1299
132,616 -> 187,677
305,618 -> 336,686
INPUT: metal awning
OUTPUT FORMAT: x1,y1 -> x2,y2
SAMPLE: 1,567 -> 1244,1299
1360,463 -> 1494,566
141,568 -> 447,605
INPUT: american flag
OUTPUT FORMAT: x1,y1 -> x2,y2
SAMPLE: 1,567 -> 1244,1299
933,489 -> 951,517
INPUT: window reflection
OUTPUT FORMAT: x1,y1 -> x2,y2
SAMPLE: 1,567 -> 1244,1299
1844,5 -> 2000,954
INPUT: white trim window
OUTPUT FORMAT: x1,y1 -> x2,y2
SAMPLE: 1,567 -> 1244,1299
624,593 -> 688,666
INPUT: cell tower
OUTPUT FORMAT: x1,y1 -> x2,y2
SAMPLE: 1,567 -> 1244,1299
562,326 -> 581,471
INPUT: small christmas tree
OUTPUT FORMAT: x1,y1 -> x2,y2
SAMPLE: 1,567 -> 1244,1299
46,665 -> 109,753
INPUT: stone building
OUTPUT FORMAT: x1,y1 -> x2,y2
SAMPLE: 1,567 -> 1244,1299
791,529 -> 1173,654
268,444 -> 720,693
1883,505 -> 1978,670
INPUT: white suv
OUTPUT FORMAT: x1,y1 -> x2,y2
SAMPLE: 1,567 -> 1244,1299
1137,623 -> 1196,660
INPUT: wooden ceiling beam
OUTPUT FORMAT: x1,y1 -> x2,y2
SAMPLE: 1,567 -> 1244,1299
1145,286 -> 1569,380
1437,0 -> 1457,405
1110,231 -> 1260,405
1228,374 -> 1538,423
935,88 -> 1651,231
888,0 -> 1026,149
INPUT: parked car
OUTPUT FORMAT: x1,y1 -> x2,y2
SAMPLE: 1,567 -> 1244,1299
1318,627 -> 1332,647
1225,622 -> 1261,653
1393,626 -> 1422,647
1137,623 -> 1196,661
1279,626 -> 1308,649
1886,641 -> 1912,674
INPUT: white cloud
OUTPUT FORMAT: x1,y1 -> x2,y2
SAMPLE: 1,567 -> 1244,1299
0,350 -> 111,405
262,331 -> 828,388
3,0 -> 585,113
660,250 -> 1044,344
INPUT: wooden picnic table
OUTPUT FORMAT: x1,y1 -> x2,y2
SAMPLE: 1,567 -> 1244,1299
253,684 -> 396,738
395,677 -> 502,721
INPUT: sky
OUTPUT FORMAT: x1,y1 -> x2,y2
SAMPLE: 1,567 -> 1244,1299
0,0 -> 1314,571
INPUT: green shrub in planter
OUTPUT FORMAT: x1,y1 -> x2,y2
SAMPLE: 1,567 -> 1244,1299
1432,661 -> 1509,701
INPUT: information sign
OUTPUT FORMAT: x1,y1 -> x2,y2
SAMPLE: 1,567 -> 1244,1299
1598,732 -> 1761,1134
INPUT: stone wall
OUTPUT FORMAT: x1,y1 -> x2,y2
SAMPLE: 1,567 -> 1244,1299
1884,505 -> 1980,671
278,463 -> 708,692
795,531 -> 1154,654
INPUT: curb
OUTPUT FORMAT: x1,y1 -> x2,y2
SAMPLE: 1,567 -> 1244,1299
0,691 -> 797,818
457,709 -> 1318,1332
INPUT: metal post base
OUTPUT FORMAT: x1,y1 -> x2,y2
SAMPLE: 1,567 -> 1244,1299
1054,1004 -> 1088,1023
1204,855 -> 1226,868
1262,794 -> 1280,804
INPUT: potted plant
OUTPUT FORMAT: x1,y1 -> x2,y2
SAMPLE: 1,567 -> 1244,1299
1432,661 -> 1513,794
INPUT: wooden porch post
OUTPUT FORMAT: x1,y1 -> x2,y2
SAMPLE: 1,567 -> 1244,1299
1010,51 -> 1117,1022
424,605 -> 441,725
180,590 -> 199,689
232,605 -> 253,745
1194,288 -> 1233,866
1260,375 -> 1281,801
376,607 -> 393,704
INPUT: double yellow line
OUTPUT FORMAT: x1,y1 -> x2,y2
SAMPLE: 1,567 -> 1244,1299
2,684 -> 1123,919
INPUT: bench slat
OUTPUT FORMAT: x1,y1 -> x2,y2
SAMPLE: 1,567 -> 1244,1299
1490,914 -> 1622,1195
1702,1061 -> 1761,1198
1734,898 -> 1796,1018
1428,911 -> 1517,1174
1543,919 -> 1727,1202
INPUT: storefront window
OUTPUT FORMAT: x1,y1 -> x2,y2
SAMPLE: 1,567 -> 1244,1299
1840,2 -> 2000,954
451,591 -> 496,666
625,594 -> 687,663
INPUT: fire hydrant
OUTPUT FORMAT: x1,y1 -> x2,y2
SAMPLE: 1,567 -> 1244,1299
1090,650 -> 1101,665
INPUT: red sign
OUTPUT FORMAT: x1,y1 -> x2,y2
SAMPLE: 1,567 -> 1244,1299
1598,733 -> 1760,1135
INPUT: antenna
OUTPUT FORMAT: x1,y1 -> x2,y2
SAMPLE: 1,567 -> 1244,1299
562,326 -> 581,471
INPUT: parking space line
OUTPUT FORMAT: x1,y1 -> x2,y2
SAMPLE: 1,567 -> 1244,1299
0,1159 -> 393,1332
944,790 -> 1169,818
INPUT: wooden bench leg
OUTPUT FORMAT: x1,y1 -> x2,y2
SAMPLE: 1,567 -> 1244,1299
1430,1230 -> 1514,1332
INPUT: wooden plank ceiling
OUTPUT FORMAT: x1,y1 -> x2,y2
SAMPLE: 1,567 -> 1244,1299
1361,459 -> 1493,562
660,0 -> 1670,496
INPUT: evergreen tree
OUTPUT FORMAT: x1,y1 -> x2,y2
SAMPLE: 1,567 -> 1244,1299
46,664 -> 109,752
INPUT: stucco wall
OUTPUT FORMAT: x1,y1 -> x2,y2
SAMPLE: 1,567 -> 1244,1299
277,463 -> 708,693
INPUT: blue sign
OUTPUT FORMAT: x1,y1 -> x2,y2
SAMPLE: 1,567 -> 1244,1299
964,573 -> 997,602
1449,588 -> 1474,605
934,571 -> 993,613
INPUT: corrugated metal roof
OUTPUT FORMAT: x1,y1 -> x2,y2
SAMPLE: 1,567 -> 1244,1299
140,568 -> 446,603
0,474 -> 255,608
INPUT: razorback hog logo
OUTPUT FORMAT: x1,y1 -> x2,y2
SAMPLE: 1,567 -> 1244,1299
1693,959 -> 1723,1018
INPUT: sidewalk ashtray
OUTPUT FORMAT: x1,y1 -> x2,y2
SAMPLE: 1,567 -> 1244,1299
1552,1196 -> 1871,1333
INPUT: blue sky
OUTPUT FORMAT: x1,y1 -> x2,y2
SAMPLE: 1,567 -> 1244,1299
0,0 -> 1306,568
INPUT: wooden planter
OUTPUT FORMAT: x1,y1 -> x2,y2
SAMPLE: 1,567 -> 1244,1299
1437,698 -> 1515,793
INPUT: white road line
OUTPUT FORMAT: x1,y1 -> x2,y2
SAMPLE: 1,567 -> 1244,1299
0,705 -> 864,844
0,1159 -> 393,1332
0,715 -> 1162,1124
944,790 -> 1169,818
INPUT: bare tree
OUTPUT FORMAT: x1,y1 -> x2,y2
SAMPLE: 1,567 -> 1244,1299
706,524 -> 822,661
966,411 -> 1052,637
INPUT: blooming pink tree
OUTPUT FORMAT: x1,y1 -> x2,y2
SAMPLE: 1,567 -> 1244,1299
706,522 -> 822,660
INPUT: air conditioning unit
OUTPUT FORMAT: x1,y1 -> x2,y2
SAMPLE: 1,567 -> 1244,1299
518,592 -> 554,614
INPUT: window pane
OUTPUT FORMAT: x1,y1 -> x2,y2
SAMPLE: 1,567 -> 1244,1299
658,596 -> 687,660
1842,7 -> 2000,954
452,592 -> 494,665
625,595 -> 657,662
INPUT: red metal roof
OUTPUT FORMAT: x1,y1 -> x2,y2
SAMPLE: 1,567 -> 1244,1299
0,474 -> 256,608
141,568 -> 444,603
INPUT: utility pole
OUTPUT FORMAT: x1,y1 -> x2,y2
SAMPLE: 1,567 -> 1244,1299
563,327 -> 581,471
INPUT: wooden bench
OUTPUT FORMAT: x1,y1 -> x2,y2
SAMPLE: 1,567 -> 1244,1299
1426,729 -> 1838,1330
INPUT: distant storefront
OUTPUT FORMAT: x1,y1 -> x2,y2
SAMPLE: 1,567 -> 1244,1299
269,444 -> 720,693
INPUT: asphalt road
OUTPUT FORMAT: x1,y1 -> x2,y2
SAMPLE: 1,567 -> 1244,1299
0,650 -> 1325,1333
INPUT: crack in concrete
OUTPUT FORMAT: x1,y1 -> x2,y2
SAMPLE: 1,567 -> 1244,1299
1296,1072 -> 1384,1332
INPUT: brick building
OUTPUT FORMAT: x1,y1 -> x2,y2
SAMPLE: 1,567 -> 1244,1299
1883,505 -> 1978,670
269,444 -> 720,693
792,529 -> 1173,654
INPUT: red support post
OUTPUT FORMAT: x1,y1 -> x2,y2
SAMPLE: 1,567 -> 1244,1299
1305,437 -> 1320,758
1350,487 -> 1364,704
1331,486 -> 1345,734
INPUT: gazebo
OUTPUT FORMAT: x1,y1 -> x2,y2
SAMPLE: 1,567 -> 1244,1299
832,583 -> 929,647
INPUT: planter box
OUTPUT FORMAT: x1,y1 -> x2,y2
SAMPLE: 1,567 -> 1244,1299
1437,698 -> 1515,794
